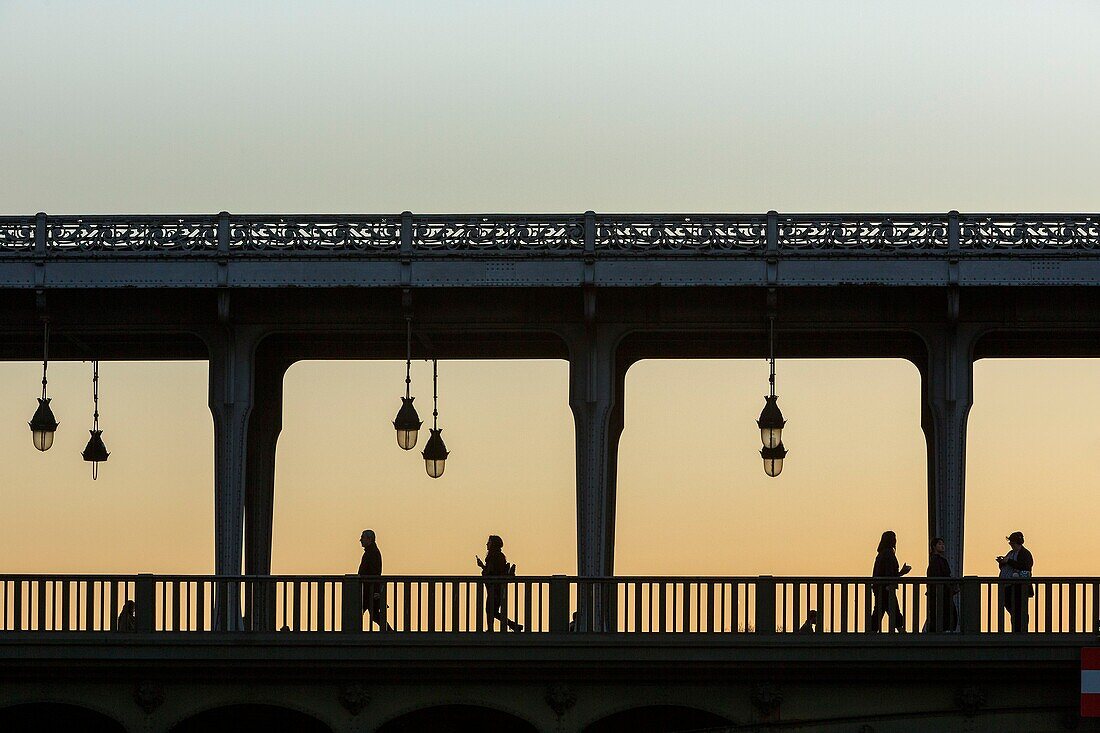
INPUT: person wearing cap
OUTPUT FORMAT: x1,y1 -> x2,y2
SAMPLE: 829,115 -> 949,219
997,531 -> 1034,633
358,529 -> 392,631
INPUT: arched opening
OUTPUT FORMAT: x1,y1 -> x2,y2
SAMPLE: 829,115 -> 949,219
171,704 -> 331,733
967,357 -> 1100,576
0,703 -> 126,731
616,358 -> 925,576
584,705 -> 732,732
0,359 -> 213,573
377,704 -> 537,732
274,359 -> 574,575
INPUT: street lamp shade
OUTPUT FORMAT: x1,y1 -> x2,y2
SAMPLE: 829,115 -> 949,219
757,394 -> 786,449
29,397 -> 59,452
81,429 -> 110,464
760,442 -> 787,478
422,428 -> 449,479
393,396 -> 423,450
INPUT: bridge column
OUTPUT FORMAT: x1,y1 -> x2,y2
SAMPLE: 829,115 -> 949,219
920,325 -> 978,577
207,324 -> 264,629
568,323 -> 626,630
243,353 -> 290,630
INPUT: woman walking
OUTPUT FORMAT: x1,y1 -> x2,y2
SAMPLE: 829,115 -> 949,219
870,530 -> 910,633
476,535 -> 523,632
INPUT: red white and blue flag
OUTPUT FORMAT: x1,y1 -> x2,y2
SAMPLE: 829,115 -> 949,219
1084,649 -> 1100,717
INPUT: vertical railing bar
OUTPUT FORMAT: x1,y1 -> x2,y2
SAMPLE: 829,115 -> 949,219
14,580 -> 23,632
1044,582 -> 1052,634
816,582 -> 825,635
292,581 -> 302,632
108,581 -> 118,629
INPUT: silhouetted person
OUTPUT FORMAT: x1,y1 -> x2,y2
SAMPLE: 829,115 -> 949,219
568,611 -> 578,633
798,609 -> 818,634
997,531 -> 1034,633
925,537 -> 958,632
476,535 -> 522,632
870,530 -> 910,633
359,529 -> 392,631
116,600 -> 136,632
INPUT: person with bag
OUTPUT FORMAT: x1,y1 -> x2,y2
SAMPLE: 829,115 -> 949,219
476,535 -> 523,632
997,531 -> 1034,633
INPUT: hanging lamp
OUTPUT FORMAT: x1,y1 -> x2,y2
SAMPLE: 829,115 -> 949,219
421,358 -> 449,479
28,320 -> 59,452
81,360 -> 109,479
392,317 -> 423,450
757,316 -> 787,477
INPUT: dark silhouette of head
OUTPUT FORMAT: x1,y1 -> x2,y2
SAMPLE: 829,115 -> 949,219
487,535 -> 504,552
930,537 -> 945,555
360,529 -> 376,549
877,531 -> 897,553
122,600 -> 135,614
1006,531 -> 1024,547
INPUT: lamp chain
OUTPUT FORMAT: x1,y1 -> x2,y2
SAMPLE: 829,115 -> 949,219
41,320 -> 50,400
432,358 -> 439,431
404,317 -> 412,400
91,359 -> 100,480
768,315 -> 776,398
92,360 -> 100,431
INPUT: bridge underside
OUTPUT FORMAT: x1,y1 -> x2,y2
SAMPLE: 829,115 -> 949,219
0,634 -> 1091,732
3,285 -> 1100,584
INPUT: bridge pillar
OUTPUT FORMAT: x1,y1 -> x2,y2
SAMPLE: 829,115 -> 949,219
920,325 -> 978,578
568,323 -> 626,630
207,325 -> 264,629
242,352 -> 290,630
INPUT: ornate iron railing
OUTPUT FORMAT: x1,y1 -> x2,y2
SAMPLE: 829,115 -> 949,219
0,574 -> 1096,635
1,212 -> 1098,256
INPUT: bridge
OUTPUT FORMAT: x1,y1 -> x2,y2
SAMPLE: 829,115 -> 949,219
2,211 -> 1100,731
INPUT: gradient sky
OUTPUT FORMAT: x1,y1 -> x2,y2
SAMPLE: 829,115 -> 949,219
0,1 -> 1097,578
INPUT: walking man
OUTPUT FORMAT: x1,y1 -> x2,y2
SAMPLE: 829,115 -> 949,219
359,529 -> 392,631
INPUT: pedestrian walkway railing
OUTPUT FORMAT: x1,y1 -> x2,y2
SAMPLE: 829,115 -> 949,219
0,575 -> 1096,635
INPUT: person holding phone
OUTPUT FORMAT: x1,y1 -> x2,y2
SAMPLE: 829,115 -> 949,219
870,530 -> 910,633
476,535 -> 522,632
997,531 -> 1034,633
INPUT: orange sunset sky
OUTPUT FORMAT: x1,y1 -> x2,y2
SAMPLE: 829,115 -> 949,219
0,1 -> 1097,578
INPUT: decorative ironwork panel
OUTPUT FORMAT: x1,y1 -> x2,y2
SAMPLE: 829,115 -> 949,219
231,216 -> 401,252
778,216 -> 950,253
595,216 -> 766,253
412,216 -> 584,253
0,218 -> 35,251
960,216 -> 1100,251
47,216 -> 218,252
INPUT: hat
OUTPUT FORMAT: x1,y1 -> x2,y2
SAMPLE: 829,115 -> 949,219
1006,531 -> 1024,544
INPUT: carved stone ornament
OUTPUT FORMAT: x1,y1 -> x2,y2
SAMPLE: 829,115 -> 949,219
750,682 -> 784,717
544,683 -> 577,719
133,682 -> 165,714
954,685 -> 986,716
338,683 -> 370,716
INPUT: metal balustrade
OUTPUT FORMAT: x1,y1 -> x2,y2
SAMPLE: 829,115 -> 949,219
1,212 -> 1098,257
1,575 -> 1097,635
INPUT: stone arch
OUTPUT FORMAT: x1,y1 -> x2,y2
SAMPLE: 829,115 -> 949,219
0,702 -> 127,731
169,703 -> 332,733
583,704 -> 733,732
376,703 -> 538,732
